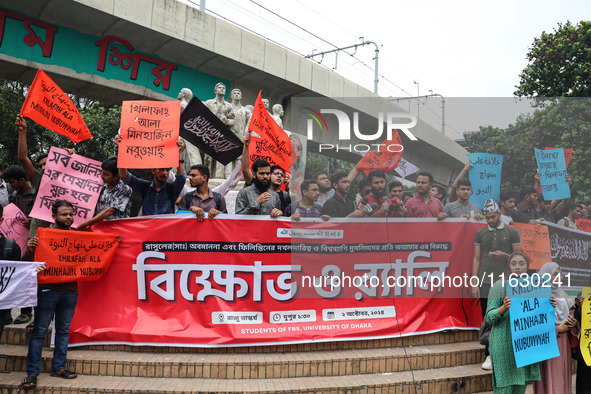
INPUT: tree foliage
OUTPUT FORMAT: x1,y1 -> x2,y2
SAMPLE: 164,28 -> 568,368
515,21 -> 591,98
465,99 -> 591,200
0,78 -> 121,166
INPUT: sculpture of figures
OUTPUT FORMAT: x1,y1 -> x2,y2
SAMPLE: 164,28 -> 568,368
272,104 -> 284,128
176,88 -> 202,167
289,133 -> 305,199
262,98 -> 270,110
178,88 -> 193,111
204,82 -> 235,126
244,105 -> 255,136
203,82 -> 236,179
229,89 -> 251,140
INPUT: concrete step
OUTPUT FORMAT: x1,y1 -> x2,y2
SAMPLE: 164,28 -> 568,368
0,364 -> 492,393
1,326 -> 479,352
0,341 -> 485,379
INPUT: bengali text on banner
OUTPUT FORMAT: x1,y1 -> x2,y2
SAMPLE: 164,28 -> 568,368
69,217 -> 484,347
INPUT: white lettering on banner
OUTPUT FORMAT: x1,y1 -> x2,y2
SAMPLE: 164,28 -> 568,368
322,306 -> 396,321
133,251 -> 301,302
269,309 -> 317,324
276,228 -> 344,239
212,311 -> 263,325
352,251 -> 449,298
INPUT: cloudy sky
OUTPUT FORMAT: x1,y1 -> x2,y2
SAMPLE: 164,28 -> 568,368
191,0 -> 589,136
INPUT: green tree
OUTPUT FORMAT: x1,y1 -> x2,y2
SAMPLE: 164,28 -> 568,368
465,99 -> 591,200
515,21 -> 591,98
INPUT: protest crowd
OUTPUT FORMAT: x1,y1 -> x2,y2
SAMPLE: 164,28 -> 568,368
1,77 -> 591,393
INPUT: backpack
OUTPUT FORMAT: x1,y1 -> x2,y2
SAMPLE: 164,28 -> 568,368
277,191 -> 291,212
0,237 -> 19,260
184,190 -> 223,212
8,190 -> 17,205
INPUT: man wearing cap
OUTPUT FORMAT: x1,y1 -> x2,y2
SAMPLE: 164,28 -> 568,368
470,199 -> 521,370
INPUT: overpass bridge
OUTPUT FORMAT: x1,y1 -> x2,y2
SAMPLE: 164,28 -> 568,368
0,0 -> 468,186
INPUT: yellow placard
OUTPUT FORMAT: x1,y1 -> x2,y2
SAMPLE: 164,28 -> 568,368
581,287 -> 591,367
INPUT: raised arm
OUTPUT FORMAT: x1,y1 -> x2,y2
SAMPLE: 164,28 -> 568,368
113,134 -> 128,180
448,161 -> 471,203
16,115 -> 36,180
241,132 -> 253,186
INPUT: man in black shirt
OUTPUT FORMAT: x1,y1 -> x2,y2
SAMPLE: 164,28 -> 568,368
514,186 -> 540,224
322,171 -> 365,218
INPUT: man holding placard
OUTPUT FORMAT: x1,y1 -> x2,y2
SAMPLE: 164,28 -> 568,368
21,200 -> 78,389
515,186 -> 541,224
116,135 -> 186,216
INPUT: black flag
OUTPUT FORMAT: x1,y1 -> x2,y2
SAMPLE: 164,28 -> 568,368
179,98 -> 243,165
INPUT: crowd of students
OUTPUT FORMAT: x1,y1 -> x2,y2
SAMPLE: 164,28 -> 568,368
1,113 -> 590,391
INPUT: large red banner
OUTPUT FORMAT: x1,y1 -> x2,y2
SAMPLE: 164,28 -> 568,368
69,217 -> 482,347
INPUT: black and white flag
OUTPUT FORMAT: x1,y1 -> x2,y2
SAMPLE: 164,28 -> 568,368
180,98 -> 243,165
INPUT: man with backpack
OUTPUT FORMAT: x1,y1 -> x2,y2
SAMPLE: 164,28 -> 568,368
115,135 -> 186,216
178,164 -> 226,220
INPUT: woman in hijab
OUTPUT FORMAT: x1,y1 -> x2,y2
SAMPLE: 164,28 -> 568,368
533,262 -> 579,394
486,252 -> 541,393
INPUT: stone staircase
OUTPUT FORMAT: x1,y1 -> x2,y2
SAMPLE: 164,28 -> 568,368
0,325 -> 491,393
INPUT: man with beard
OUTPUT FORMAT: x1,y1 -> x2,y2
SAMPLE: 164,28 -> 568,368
20,200 -> 79,389
323,171 -> 365,218
116,135 -> 186,216
405,171 -> 447,219
470,199 -> 521,370
178,164 -> 226,220
235,160 -> 282,218
313,172 -> 334,207
355,170 -> 406,218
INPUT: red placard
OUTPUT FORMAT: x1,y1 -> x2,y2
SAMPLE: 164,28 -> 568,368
511,223 -> 552,270
35,227 -> 119,283
576,219 -> 591,233
356,131 -> 404,175
118,100 -> 180,168
248,92 -> 292,174
20,69 -> 92,143
69,217 -> 482,347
